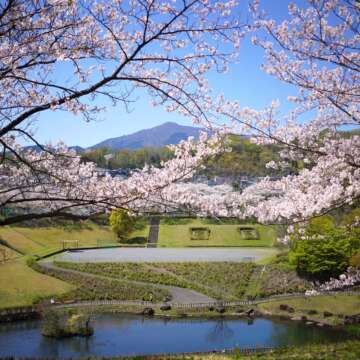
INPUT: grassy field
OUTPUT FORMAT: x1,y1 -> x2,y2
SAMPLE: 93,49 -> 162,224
0,222 -> 148,257
0,259 -> 73,309
0,218 -> 276,254
55,261 -> 256,300
158,219 -> 277,247
150,340 -> 360,359
0,221 -> 149,309
258,294 -> 360,325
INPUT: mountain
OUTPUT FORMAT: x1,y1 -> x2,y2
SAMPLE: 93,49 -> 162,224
91,122 -> 207,150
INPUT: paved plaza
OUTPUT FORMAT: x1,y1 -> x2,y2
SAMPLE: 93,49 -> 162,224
56,247 -> 278,263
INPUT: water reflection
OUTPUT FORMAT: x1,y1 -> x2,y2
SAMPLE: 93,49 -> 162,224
206,319 -> 234,344
0,314 -> 352,358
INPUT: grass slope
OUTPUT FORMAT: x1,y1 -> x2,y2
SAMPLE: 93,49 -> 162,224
0,222 -> 148,257
148,340 -> 360,359
0,221 -> 148,309
258,294 -> 360,325
0,260 -> 73,309
158,219 -> 277,247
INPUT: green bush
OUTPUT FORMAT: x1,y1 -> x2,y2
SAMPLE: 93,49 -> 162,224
25,256 -> 37,267
42,310 -> 93,338
289,229 -> 359,280
306,215 -> 335,235
109,209 -> 135,242
288,215 -> 360,280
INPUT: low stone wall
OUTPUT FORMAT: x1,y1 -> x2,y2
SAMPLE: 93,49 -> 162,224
0,307 -> 41,323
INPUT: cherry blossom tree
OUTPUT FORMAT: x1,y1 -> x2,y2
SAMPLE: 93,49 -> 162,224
208,0 -> 360,224
0,131 -> 226,225
0,0 -> 244,224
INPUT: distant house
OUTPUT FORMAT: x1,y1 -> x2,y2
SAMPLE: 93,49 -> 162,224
95,167 -> 130,179
104,153 -> 114,164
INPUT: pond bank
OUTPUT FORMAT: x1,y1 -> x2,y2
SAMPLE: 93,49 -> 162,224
2,292 -> 360,328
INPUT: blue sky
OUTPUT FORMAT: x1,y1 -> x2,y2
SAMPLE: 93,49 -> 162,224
30,0 -> 307,148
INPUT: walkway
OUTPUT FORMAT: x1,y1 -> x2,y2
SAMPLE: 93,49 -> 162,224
40,262 -> 214,304
52,290 -> 360,309
147,217 -> 160,248
56,247 -> 278,263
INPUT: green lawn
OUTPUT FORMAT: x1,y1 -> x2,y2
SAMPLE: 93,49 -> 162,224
0,218 -> 276,253
0,259 -> 73,309
0,219 -> 152,309
258,294 -> 360,325
0,222 -> 149,257
158,218 -> 277,247
171,341 -> 360,359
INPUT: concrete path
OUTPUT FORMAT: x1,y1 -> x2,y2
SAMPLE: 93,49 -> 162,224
56,247 -> 277,263
147,217 -> 159,248
40,262 -> 214,304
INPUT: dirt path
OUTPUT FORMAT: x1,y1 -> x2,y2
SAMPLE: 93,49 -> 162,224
40,261 -> 214,304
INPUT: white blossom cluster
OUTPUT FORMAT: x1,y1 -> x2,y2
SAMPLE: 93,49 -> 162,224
202,0 -> 360,223
0,131 -> 226,223
319,268 -> 360,291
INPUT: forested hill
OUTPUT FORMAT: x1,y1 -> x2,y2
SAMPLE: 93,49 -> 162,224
81,135 -> 292,177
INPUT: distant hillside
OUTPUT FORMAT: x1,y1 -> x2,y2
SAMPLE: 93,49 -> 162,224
91,122 -> 206,150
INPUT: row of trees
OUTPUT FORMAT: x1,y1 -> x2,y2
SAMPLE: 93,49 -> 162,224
82,147 -> 173,170
289,209 -> 360,280
203,136 -> 295,178
82,135 -> 297,178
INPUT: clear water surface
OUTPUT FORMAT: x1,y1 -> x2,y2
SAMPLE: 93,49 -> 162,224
0,313 -> 351,358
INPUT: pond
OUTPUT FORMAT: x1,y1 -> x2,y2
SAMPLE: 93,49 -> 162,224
0,314 -> 351,358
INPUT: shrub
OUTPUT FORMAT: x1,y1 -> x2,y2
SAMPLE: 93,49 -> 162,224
25,256 -> 36,267
109,209 -> 135,242
306,215 -> 335,235
42,310 -> 93,338
289,229 -> 358,280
